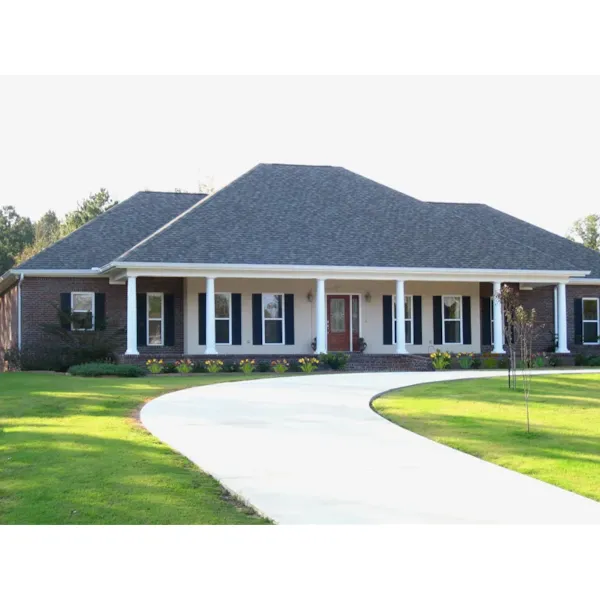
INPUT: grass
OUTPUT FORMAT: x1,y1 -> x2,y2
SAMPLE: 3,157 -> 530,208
372,373 -> 600,502
0,372 -> 280,524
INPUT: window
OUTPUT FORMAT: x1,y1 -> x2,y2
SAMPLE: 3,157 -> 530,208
263,293 -> 285,344
582,298 -> 599,344
393,295 -> 413,344
71,292 -> 95,331
147,293 -> 164,346
215,293 -> 232,344
442,295 -> 462,344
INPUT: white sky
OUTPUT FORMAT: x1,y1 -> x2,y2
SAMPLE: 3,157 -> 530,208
1,76 -> 599,238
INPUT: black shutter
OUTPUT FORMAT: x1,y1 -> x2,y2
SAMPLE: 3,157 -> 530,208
383,295 -> 393,345
413,295 -> 422,345
137,293 -> 147,347
198,293 -> 206,345
95,293 -> 106,331
574,298 -> 583,345
164,294 -> 175,346
433,296 -> 442,344
481,297 -> 491,345
252,294 -> 263,345
60,293 -> 71,330
284,294 -> 295,345
232,293 -> 242,345
462,296 -> 472,344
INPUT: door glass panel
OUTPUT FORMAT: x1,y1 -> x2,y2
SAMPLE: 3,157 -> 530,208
352,296 -> 359,334
330,298 -> 346,332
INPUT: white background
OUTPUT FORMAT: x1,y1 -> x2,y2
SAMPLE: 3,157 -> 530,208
1,1 -> 599,598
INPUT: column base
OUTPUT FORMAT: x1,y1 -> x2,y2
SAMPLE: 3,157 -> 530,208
491,349 -> 506,355
395,349 -> 409,355
204,348 -> 218,355
556,348 -> 570,354
125,349 -> 139,356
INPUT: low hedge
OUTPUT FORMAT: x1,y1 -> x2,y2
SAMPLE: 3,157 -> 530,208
68,362 -> 147,378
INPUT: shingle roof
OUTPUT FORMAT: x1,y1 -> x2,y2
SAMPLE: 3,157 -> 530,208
17,192 -> 206,270
115,164 -> 588,273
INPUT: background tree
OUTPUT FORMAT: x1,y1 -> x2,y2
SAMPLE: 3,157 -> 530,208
15,210 -> 62,265
198,175 -> 216,195
567,214 -> 600,250
0,206 -> 34,273
61,188 -> 117,236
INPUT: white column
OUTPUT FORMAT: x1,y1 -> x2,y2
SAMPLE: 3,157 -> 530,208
556,282 -> 569,353
395,279 -> 407,354
315,278 -> 327,354
125,276 -> 139,355
492,281 -> 505,354
205,277 -> 217,354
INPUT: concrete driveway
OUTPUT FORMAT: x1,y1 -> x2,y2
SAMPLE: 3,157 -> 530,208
140,370 -> 600,524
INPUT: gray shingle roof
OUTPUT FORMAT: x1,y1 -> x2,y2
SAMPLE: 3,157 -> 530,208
115,164 -> 589,273
18,192 -> 206,270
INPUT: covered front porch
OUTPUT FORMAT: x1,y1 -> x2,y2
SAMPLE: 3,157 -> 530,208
111,264 -> 572,358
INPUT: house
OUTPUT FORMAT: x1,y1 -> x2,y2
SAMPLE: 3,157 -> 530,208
2,163 -> 600,368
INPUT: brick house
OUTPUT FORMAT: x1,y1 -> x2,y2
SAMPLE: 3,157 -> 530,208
2,163 -> 600,367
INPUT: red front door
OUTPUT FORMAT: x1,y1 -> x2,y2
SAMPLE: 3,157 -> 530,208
327,295 -> 350,351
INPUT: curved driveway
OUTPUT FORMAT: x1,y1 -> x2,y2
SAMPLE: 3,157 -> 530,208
141,370 -> 600,524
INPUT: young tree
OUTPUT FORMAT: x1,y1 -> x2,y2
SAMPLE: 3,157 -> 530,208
567,214 -> 600,251
61,189 -> 117,236
496,284 -> 519,389
0,206 -> 35,273
513,305 -> 537,434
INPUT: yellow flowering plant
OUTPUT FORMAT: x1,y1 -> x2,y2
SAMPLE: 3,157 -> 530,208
430,349 -> 451,370
456,352 -> 474,369
175,359 -> 194,374
146,358 -> 164,374
239,358 -> 256,375
205,359 -> 224,373
271,359 -> 289,374
298,356 -> 319,373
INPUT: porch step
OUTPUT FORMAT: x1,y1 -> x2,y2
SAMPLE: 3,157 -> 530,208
345,353 -> 433,372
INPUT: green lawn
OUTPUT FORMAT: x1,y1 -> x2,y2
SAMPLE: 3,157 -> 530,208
373,374 -> 600,502
0,372 -> 279,524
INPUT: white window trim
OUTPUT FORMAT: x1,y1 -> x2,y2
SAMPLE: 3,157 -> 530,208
582,297 -> 600,345
71,291 -> 95,331
393,294 -> 413,345
262,293 -> 285,345
215,292 -> 232,345
442,295 -> 463,345
147,292 -> 164,347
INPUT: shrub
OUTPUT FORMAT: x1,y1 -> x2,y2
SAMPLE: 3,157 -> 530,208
271,359 -> 289,374
192,361 -> 207,373
548,355 -> 561,367
430,349 -> 451,370
533,353 -> 546,368
320,352 -> 349,371
205,359 -> 224,373
574,353 -> 586,366
483,357 -> 498,369
457,352 -> 474,369
163,361 -> 178,374
146,359 -> 164,374
239,359 -> 256,375
588,356 -> 600,367
175,359 -> 194,374
471,357 -> 482,369
288,361 -> 302,372
298,357 -> 319,373
223,362 -> 240,373
68,362 -> 146,377
497,356 -> 509,369
257,361 -> 271,373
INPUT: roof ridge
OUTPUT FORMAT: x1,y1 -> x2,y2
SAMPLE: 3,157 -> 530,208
113,164 -> 263,263
138,190 -> 208,196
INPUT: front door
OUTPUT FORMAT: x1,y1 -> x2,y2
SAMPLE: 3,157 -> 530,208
327,295 -> 350,351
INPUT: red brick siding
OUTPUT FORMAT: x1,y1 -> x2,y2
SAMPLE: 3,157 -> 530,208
567,285 -> 600,356
0,283 -> 19,362
20,277 -> 184,355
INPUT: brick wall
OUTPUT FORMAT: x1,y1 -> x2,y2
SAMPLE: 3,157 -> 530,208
0,283 -> 18,362
20,276 -> 185,355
